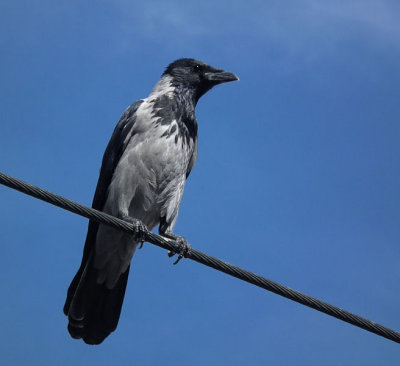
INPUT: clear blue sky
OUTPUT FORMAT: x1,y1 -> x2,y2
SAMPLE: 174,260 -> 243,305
1,0 -> 400,364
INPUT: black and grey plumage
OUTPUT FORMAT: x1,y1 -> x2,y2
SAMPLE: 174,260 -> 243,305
63,58 -> 238,345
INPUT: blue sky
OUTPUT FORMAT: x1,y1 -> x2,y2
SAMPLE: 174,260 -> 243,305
1,0 -> 400,364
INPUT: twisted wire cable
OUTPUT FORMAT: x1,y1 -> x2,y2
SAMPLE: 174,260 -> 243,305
1,171 -> 399,344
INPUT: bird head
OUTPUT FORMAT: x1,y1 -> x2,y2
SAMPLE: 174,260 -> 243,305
162,58 -> 239,104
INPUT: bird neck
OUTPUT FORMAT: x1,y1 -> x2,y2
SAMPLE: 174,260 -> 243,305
149,76 -> 198,142
151,75 -> 197,110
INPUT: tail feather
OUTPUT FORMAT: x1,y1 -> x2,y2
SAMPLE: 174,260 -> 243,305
64,254 -> 130,345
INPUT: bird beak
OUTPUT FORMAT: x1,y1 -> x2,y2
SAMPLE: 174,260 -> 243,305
204,69 -> 239,84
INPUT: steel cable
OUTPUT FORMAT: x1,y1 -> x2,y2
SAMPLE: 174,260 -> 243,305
1,170 -> 399,344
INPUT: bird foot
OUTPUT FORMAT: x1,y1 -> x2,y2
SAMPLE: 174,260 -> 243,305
163,233 -> 192,265
122,216 -> 147,248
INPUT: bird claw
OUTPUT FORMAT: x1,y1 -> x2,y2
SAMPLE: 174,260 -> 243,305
163,234 -> 191,265
173,253 -> 184,265
173,238 -> 191,265
122,216 -> 147,245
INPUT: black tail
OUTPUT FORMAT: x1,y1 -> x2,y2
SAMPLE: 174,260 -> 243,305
63,253 -> 130,345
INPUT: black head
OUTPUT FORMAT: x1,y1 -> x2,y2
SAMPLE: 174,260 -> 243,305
163,58 -> 239,103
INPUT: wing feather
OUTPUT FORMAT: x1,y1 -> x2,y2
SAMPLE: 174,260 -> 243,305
64,100 -> 143,316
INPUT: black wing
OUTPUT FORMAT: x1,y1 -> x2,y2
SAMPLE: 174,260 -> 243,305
79,100 -> 143,265
63,100 -> 143,344
93,100 -> 144,210
186,139 -> 198,179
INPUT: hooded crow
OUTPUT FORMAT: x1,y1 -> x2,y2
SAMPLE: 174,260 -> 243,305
63,58 -> 238,344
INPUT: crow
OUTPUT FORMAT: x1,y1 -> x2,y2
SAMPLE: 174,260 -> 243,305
63,58 -> 238,344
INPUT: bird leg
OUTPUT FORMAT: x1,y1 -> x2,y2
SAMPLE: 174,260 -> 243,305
122,215 -> 148,248
161,232 -> 192,265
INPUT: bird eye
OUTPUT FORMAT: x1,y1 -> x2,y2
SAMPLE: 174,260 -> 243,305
193,64 -> 202,72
